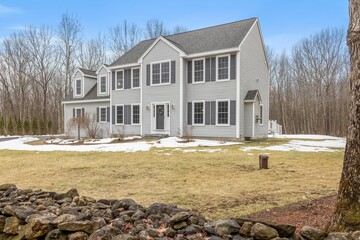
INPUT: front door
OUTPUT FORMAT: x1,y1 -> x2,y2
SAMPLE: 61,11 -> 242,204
156,105 -> 165,130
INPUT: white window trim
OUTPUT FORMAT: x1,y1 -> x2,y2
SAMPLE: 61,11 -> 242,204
75,107 -> 83,118
115,70 -> 124,90
192,58 -> 205,84
150,59 -> 172,86
216,54 -> 231,82
131,103 -> 141,125
259,104 -> 264,125
99,106 -> 107,123
99,74 -> 108,94
192,100 -> 205,126
131,68 -> 140,89
115,104 -> 124,125
216,99 -> 231,126
74,78 -> 82,97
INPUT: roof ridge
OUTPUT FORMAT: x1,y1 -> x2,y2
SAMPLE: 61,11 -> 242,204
164,17 -> 257,38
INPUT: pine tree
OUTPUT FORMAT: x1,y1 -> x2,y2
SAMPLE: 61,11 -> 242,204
39,118 -> 47,135
0,116 -> 5,136
16,118 -> 23,135
32,117 -> 39,135
24,117 -> 30,135
47,120 -> 53,134
7,117 -> 14,135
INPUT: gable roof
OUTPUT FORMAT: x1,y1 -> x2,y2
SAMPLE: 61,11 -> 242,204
244,90 -> 262,102
64,84 -> 110,102
110,17 -> 257,67
78,68 -> 97,77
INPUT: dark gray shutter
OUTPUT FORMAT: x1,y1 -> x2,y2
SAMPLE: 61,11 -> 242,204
107,107 -> 110,122
112,71 -> 115,90
210,101 -> 216,125
112,106 -> 115,124
96,107 -> 99,122
205,58 -> 211,82
124,69 -> 131,89
127,105 -> 132,124
187,102 -> 192,125
210,58 -> 216,81
205,101 -> 211,125
82,108 -> 85,117
187,61 -> 192,83
171,60 -> 176,83
230,54 -> 236,80
124,105 -> 131,125
73,108 -> 75,118
146,64 -> 150,86
230,100 -> 236,125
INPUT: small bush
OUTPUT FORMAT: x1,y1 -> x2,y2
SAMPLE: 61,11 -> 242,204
32,117 -> 39,135
24,118 -> 31,134
16,118 -> 23,135
7,117 -> 14,135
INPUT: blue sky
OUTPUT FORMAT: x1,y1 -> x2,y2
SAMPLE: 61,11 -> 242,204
0,0 -> 348,53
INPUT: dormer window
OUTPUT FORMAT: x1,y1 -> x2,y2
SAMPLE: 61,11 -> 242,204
75,79 -> 82,96
99,75 -> 107,94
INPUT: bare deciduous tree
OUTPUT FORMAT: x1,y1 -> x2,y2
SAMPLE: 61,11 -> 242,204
77,34 -> 108,70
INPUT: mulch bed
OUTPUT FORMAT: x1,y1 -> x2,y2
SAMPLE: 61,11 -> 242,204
244,195 -> 337,231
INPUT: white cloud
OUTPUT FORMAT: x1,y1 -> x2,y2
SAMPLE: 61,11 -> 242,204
0,4 -> 22,16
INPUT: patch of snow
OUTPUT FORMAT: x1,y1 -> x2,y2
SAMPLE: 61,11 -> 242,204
45,138 -> 64,144
58,139 -> 80,145
123,136 -> 142,141
269,134 -> 343,140
182,148 -> 226,153
153,137 -> 240,148
83,138 -> 115,144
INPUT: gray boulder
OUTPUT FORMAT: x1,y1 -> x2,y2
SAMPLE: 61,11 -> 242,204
44,229 -> 68,240
251,222 -> 279,240
300,226 -> 327,240
324,232 -> 349,240
3,217 -> 20,234
68,231 -> 89,240
214,219 -> 241,237
58,220 -> 94,234
170,211 -> 192,225
240,221 -> 254,236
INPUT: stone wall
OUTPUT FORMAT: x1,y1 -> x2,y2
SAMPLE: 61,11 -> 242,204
0,184 -> 356,240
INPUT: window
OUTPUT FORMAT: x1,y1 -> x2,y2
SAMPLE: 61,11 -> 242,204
100,76 -> 107,93
132,68 -> 140,88
100,107 -> 107,123
75,108 -> 82,118
116,70 -> 124,90
132,105 -> 140,125
259,104 -> 263,125
193,101 -> 204,125
217,55 -> 230,81
217,100 -> 230,125
193,59 -> 204,83
116,105 -> 124,124
75,79 -> 82,95
152,61 -> 170,85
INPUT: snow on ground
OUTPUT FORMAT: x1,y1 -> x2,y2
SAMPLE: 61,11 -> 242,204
242,136 -> 346,152
269,133 -> 342,140
0,136 -> 239,153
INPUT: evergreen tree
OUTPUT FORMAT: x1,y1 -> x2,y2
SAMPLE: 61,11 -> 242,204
24,117 -> 30,135
39,118 -> 47,135
0,116 -> 5,135
32,117 -> 39,135
47,120 -> 53,134
16,118 -> 23,135
7,117 -> 14,135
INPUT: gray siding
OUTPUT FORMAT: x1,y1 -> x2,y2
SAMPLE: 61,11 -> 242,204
142,40 -> 180,136
64,101 -> 110,138
184,54 -> 237,138
84,77 -> 96,97
240,22 -> 269,138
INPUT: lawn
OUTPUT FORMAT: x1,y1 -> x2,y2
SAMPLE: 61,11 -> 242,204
0,138 -> 343,220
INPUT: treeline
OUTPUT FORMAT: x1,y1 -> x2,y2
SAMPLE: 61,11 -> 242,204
0,15 -> 187,135
267,27 -> 349,136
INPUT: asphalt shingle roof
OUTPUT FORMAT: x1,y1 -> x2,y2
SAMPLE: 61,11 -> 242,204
78,68 -> 97,77
64,84 -> 110,102
244,90 -> 261,102
110,18 -> 257,67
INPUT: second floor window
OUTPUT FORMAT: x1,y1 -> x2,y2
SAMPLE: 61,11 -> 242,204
132,68 -> 140,88
116,70 -> 124,90
100,76 -> 107,93
75,79 -> 82,95
193,59 -> 204,83
217,55 -> 229,81
152,62 -> 170,85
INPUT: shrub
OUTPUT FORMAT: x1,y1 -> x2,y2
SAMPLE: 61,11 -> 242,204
47,120 -> 53,134
24,117 -> 30,134
32,117 -> 39,135
7,117 -> 14,135
0,116 -> 5,135
16,118 -> 23,135
39,118 -> 47,135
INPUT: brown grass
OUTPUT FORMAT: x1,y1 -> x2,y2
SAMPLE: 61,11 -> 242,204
0,139 -> 343,220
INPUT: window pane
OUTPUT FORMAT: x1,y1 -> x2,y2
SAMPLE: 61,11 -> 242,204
194,102 -> 204,124
132,69 -> 140,88
76,109 -> 82,118
194,60 -> 204,82
218,56 -> 229,80
217,101 -> 229,124
132,105 -> 140,124
161,62 -> 170,83
116,106 -> 123,124
101,108 -> 106,122
76,80 -> 81,95
101,77 -> 106,92
116,71 -> 123,89
152,64 -> 160,84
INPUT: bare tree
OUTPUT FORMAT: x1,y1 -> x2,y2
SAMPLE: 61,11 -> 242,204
77,34 -> 108,70
109,20 -> 141,59
328,0 -> 360,231
172,25 -> 188,34
145,18 -> 169,38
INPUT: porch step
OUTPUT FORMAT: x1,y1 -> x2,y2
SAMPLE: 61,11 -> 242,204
143,134 -> 169,139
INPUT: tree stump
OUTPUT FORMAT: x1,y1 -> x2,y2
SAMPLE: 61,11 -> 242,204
259,155 -> 269,169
